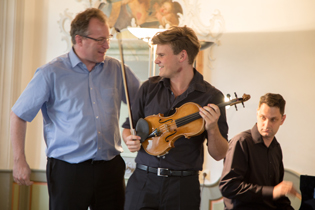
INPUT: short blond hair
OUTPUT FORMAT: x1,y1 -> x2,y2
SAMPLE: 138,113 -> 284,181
151,26 -> 200,65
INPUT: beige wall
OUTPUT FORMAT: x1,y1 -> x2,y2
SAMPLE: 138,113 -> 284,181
203,29 -> 315,183
2,0 -> 315,183
198,0 -> 315,183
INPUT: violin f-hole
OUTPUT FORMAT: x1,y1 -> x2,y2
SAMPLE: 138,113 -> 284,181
165,130 -> 177,142
159,119 -> 173,124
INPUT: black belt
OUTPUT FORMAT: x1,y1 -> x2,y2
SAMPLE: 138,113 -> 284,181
80,155 -> 120,164
137,164 -> 198,177
81,159 -> 106,164
49,157 -> 107,164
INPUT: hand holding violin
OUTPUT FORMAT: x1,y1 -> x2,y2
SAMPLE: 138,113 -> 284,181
200,103 -> 229,161
199,104 -> 221,132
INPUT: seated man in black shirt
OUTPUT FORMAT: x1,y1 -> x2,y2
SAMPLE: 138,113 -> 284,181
219,93 -> 299,210
122,26 -> 229,210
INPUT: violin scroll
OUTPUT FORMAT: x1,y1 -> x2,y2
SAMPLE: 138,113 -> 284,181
229,93 -> 251,108
218,93 -> 251,111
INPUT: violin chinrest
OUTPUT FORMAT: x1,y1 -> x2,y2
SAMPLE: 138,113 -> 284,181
135,118 -> 149,143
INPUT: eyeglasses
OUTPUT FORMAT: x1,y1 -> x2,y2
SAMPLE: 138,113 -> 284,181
81,34 -> 113,45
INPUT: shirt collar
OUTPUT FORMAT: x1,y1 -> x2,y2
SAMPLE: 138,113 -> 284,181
188,69 -> 207,93
251,123 -> 279,148
69,47 -> 104,69
160,68 -> 207,93
69,47 -> 82,68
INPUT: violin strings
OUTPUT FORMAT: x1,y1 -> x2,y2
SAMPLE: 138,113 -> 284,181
155,102 -> 235,135
155,111 -> 201,134
176,112 -> 200,127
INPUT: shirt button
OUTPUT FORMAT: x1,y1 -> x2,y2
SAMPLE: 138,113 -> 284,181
90,87 -> 93,90
98,131 -> 101,134
96,116 -> 99,119
98,147 -> 101,150
93,102 -> 95,104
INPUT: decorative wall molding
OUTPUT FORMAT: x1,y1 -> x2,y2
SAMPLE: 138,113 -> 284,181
176,0 -> 225,43
175,0 -> 225,69
57,1 -> 108,52
58,9 -> 74,52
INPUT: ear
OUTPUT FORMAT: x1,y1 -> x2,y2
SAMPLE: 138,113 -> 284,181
75,35 -> 83,46
179,50 -> 188,63
280,114 -> 286,125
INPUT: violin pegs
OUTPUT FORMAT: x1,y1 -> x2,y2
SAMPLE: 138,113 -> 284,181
242,101 -> 245,108
234,92 -> 238,98
234,104 -> 238,111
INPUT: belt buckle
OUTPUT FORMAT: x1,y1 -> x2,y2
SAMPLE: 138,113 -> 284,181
157,168 -> 169,177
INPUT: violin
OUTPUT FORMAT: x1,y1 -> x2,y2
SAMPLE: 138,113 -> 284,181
135,93 -> 251,156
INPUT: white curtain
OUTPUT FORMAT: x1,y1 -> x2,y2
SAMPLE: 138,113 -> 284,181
0,0 -> 25,169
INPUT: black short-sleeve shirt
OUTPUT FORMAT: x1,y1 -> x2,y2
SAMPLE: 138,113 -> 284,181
122,69 -> 228,171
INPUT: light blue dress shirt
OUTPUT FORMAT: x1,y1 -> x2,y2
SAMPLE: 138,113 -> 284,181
12,48 -> 140,163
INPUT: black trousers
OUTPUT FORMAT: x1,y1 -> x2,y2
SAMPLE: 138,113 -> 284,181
124,168 -> 201,210
46,155 -> 125,210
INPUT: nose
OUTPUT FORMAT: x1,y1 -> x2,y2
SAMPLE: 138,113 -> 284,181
155,57 -> 160,64
101,41 -> 110,49
263,119 -> 271,128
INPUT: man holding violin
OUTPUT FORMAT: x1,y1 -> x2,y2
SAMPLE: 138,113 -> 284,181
122,25 -> 229,210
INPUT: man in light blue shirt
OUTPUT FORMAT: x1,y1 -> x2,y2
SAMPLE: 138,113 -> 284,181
10,8 -> 140,210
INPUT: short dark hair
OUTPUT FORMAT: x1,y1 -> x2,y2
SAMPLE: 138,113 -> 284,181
259,93 -> 286,115
70,8 -> 107,45
151,26 -> 200,65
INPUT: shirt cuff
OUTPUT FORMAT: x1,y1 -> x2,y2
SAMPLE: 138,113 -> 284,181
262,186 -> 274,199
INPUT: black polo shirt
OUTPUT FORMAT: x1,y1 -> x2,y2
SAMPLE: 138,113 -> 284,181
122,69 -> 228,171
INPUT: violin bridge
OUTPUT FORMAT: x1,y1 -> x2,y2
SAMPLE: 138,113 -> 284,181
162,124 -> 170,133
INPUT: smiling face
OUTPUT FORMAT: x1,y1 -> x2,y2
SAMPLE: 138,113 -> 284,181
154,44 -> 182,78
75,18 -> 110,71
257,103 -> 286,144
